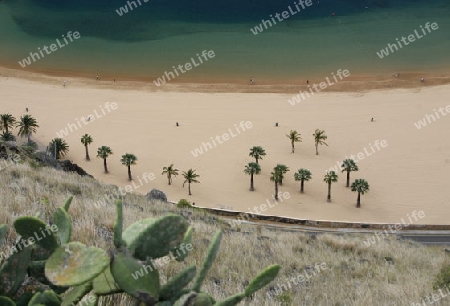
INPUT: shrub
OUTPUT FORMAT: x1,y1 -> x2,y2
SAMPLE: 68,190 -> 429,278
177,198 -> 192,209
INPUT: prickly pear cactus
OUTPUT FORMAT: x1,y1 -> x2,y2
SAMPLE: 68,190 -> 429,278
122,214 -> 188,260
13,217 -> 58,251
45,242 -> 109,286
111,249 -> 160,303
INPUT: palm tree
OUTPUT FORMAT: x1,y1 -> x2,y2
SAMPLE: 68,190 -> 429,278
351,179 -> 370,208
313,129 -> 328,155
162,164 -> 179,185
97,146 -> 113,173
0,114 -> 16,133
249,146 -> 266,164
1,131 -> 16,142
80,134 -> 93,161
244,162 -> 261,191
323,171 -> 338,202
121,153 -> 137,181
49,138 -> 69,160
286,130 -> 301,153
17,114 -> 39,143
341,159 -> 359,187
275,164 -> 289,185
182,169 -> 200,196
270,168 -> 283,200
294,169 -> 312,193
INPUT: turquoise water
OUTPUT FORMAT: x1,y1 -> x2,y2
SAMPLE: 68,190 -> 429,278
0,0 -> 449,82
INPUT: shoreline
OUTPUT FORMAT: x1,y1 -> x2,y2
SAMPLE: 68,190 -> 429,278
1,65 -> 450,94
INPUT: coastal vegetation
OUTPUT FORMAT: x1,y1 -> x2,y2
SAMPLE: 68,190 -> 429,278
0,157 -> 447,305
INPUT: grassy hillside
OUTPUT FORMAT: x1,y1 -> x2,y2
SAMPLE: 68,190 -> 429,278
0,159 -> 449,305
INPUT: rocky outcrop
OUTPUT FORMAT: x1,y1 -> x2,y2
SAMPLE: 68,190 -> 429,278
146,189 -> 168,203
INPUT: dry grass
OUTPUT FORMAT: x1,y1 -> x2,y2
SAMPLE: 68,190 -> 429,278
0,163 -> 449,305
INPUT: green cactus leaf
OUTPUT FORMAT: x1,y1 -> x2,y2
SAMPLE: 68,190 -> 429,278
214,293 -> 246,306
244,264 -> 280,296
13,217 -> 58,251
0,241 -> 32,296
27,290 -> 61,306
45,242 -> 109,286
122,215 -> 188,260
159,264 -> 196,301
61,282 -> 92,306
173,292 -> 197,306
92,266 -> 122,295
111,250 -> 160,303
53,207 -> 72,245
193,292 -> 214,306
173,226 -> 193,262
63,196 -> 73,212
113,200 -> 123,248
192,230 -> 222,293
0,224 -> 7,246
0,296 -> 15,306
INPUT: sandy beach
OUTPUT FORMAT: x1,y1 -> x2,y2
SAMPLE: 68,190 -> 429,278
1,69 -> 449,225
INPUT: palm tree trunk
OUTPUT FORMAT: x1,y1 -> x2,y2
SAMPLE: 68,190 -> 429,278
128,165 -> 132,181
356,192 -> 361,208
250,173 -> 254,191
256,157 -> 259,164
168,175 -> 171,185
27,133 -> 31,143
327,182 -> 331,202
274,182 -> 278,200
85,145 -> 90,160
300,180 -> 304,193
104,158 -> 108,173
188,183 -> 192,195
292,142 -> 294,153
315,143 -> 319,155
346,171 -> 350,187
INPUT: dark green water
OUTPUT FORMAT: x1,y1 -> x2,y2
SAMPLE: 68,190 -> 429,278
1,0 -> 449,82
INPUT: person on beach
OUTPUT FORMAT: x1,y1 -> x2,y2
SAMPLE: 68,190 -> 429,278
420,77 -> 425,83
250,77 -> 254,85
26,108 -> 28,112
63,81 -> 67,87
371,117 -> 374,122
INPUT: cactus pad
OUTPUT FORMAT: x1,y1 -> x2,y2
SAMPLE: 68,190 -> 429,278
13,217 -> 58,251
0,242 -> 32,296
53,207 -> 72,245
27,290 -> 61,306
61,282 -> 92,306
0,296 -> 15,306
92,266 -> 122,295
245,264 -> 280,296
110,249 -> 160,303
159,264 -> 196,301
45,242 -> 109,286
63,196 -> 73,212
173,226 -> 193,262
192,230 -> 222,293
122,214 -> 188,260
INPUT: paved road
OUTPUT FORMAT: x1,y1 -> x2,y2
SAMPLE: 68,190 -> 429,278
399,234 -> 450,246
232,219 -> 450,246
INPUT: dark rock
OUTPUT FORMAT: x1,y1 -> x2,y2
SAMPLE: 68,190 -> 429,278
58,160 -> 93,177
146,189 -> 168,203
